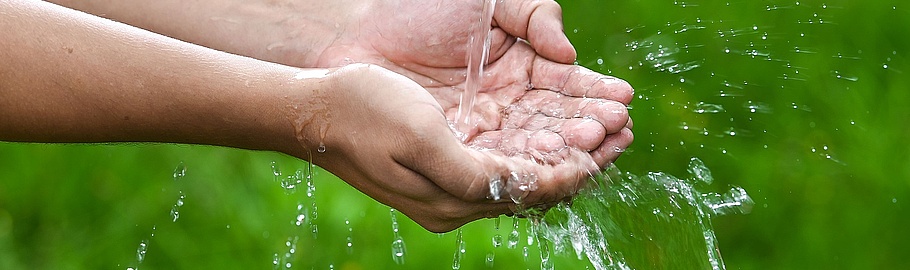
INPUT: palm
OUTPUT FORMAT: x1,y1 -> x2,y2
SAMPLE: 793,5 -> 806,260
314,2 -> 634,166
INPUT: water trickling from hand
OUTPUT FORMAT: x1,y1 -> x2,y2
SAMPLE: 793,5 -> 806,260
270,161 -> 320,269
390,208 -> 407,264
128,163 -> 187,270
451,228 -> 466,270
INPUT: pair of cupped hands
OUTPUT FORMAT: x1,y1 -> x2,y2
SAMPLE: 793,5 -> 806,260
229,0 -> 632,231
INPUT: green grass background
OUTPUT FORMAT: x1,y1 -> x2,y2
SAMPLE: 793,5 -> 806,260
1,0 -> 908,269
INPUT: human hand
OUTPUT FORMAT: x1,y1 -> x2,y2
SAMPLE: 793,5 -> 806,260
286,64 -> 619,231
302,0 -> 634,168
280,0 -> 634,213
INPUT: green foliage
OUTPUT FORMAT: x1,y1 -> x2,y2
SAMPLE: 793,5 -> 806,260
1,0 -> 908,269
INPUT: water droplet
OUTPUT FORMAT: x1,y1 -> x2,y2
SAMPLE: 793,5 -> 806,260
452,228 -> 465,270
508,217 -> 520,249
295,214 -> 306,226
694,102 -> 724,114
390,208 -> 406,264
391,238 -> 407,264
492,234 -> 503,248
346,219 -> 354,254
704,186 -> 755,216
136,240 -> 148,263
176,192 -> 185,207
688,158 -> 714,184
169,206 -> 180,222
173,162 -> 186,180
316,143 -> 326,153
596,58 -> 604,65
488,176 -> 503,201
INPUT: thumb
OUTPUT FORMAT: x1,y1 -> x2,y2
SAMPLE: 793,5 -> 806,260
493,0 -> 577,64
392,121 -> 507,202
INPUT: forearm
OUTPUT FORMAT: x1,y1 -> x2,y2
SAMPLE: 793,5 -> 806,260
0,0 -> 311,154
45,0 -> 366,67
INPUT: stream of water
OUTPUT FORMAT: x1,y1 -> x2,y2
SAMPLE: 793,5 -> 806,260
453,0 -> 497,140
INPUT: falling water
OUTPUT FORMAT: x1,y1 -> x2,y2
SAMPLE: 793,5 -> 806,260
390,208 -> 407,265
451,228 -> 466,270
453,0 -> 497,140
270,161 -> 320,269
127,162 -> 187,270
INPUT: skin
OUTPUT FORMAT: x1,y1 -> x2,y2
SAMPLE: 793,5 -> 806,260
48,0 -> 634,163
7,0 -> 634,232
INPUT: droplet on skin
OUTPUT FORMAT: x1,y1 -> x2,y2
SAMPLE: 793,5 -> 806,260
293,69 -> 329,80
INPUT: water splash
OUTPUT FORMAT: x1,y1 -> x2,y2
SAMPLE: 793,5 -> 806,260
531,159 -> 753,270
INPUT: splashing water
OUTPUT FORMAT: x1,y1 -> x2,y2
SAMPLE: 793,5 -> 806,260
528,158 -> 753,270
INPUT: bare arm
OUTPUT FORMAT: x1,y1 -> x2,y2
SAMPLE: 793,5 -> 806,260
44,0 -> 361,67
0,0 -> 307,153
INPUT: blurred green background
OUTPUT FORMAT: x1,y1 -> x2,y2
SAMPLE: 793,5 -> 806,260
1,0 -> 908,269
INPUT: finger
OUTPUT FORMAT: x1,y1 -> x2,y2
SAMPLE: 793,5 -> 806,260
408,196 -> 515,233
470,129 -> 569,164
552,118 -> 606,152
518,149 -> 598,205
379,158 -> 517,232
515,90 -> 630,134
391,116 -> 512,202
590,127 -> 634,168
531,57 -> 634,104
494,0 -> 576,63
498,113 -> 604,152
